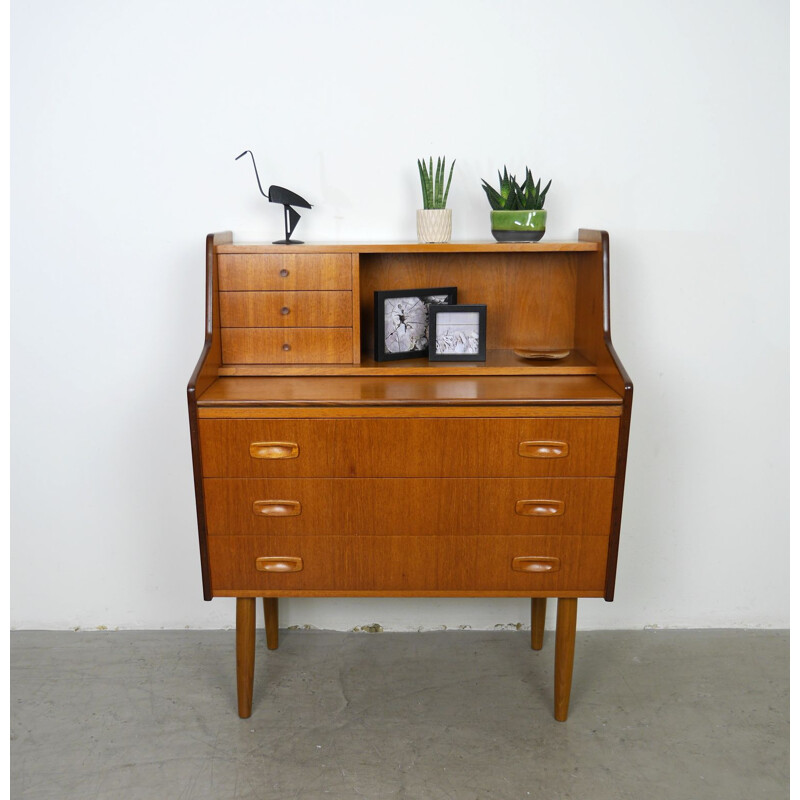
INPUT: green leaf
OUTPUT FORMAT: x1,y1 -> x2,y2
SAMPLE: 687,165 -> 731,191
418,158 -> 434,208
538,179 -> 552,209
500,166 -> 512,202
481,180 -> 504,210
434,156 -> 444,208
442,159 -> 455,207
523,169 -> 535,199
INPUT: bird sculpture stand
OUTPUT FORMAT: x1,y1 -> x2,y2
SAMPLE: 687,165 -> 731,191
235,150 -> 312,244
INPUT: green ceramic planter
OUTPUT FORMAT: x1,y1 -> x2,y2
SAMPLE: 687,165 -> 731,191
490,209 -> 547,242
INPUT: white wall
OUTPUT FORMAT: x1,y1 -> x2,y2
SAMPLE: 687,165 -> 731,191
11,0 -> 788,630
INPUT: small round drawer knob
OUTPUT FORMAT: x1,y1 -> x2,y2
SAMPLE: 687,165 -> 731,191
279,269 -> 289,278
280,306 -> 290,315
282,343 -> 291,352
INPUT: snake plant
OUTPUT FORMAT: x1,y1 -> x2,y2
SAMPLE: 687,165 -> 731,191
481,166 -> 551,211
417,156 -> 455,209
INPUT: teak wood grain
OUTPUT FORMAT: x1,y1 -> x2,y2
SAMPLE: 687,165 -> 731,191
555,598 -> 578,721
202,477 -> 615,537
197,375 -> 623,407
220,291 -> 352,328
216,242 -> 600,254
188,231 -> 232,599
350,257 -> 361,364
263,597 -> 279,650
577,230 -> 633,600
198,417 -> 619,478
358,252 -> 579,354
207,534 -> 609,594
218,253 -> 352,291
197,405 -> 622,419
221,328 -> 353,364
236,597 -> 255,718
216,349 -> 598,377
531,597 -> 547,650
189,233 -> 632,721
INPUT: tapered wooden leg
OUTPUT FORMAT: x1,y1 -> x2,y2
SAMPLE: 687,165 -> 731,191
530,597 -> 547,650
236,597 -> 256,718
554,598 -> 578,722
263,597 -> 279,650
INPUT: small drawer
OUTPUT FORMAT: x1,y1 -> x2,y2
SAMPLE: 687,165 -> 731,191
207,534 -> 609,594
198,417 -> 619,478
203,477 -> 615,537
218,254 -> 352,291
221,328 -> 353,364
219,291 -> 352,328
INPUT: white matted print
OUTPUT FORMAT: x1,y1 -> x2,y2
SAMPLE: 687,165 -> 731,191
429,304 -> 487,362
434,311 -> 480,354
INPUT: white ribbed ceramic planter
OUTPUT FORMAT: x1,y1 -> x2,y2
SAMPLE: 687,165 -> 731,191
416,209 -> 452,243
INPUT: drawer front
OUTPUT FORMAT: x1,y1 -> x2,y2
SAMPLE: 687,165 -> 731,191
203,477 -> 614,537
219,291 -> 352,328
198,418 -> 619,478
221,328 -> 353,364
218,254 -> 352,291
207,534 -> 609,594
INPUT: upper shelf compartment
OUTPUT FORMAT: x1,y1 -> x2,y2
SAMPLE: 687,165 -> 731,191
209,237 -> 613,380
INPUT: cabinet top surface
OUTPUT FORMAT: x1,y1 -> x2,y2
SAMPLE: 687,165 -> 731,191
215,241 -> 600,254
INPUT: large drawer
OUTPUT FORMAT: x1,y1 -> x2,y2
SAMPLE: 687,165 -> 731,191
207,534 -> 609,594
220,291 -> 352,328
218,254 -> 352,291
203,477 -> 615,537
220,328 -> 353,364
198,417 -> 619,478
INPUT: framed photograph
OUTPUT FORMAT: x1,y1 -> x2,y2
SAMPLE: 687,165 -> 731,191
429,304 -> 487,362
374,287 -> 457,361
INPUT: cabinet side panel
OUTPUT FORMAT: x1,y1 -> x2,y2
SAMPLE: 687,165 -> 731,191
604,385 -> 632,600
188,231 -> 231,600
576,230 -> 633,601
351,254 -> 361,363
576,230 -> 629,395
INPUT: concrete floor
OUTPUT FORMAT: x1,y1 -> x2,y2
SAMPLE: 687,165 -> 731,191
11,629 -> 787,800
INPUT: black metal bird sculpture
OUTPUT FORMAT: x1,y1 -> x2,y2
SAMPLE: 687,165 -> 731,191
235,150 -> 312,244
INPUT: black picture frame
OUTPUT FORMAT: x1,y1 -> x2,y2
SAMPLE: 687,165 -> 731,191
428,304 -> 487,362
373,287 -> 457,361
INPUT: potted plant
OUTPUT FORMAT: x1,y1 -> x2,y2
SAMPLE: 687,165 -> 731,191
416,156 -> 455,243
481,166 -> 552,241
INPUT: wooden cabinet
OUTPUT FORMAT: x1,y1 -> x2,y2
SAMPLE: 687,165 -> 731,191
188,232 -> 632,721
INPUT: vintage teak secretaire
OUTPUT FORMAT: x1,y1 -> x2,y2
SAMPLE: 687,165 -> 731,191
187,230 -> 632,720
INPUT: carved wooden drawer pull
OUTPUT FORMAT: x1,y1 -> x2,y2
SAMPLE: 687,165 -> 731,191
515,499 -> 565,517
518,440 -> 569,459
249,442 -> 299,460
250,441 -> 299,460
255,556 -> 303,573
252,500 -> 301,517
512,556 -> 561,573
